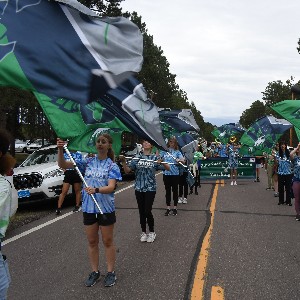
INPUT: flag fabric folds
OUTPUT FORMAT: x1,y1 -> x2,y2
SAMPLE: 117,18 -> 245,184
34,92 -> 129,155
174,133 -> 198,165
99,76 -> 168,150
211,123 -> 245,144
158,109 -> 200,133
271,100 -> 300,129
0,0 -> 143,103
239,116 -> 292,156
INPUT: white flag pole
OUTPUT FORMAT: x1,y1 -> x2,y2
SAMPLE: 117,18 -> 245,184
63,145 -> 104,215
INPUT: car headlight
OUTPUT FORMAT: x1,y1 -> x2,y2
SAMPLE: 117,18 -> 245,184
44,169 -> 64,179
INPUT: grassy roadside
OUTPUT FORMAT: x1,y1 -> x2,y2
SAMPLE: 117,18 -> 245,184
15,153 -> 29,165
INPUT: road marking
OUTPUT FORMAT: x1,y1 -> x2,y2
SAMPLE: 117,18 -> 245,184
190,180 -> 220,299
211,286 -> 224,300
3,183 -> 135,246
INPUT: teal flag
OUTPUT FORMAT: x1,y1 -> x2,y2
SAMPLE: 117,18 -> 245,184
239,115 -> 292,156
271,100 -> 300,129
211,123 -> 245,144
34,92 -> 130,155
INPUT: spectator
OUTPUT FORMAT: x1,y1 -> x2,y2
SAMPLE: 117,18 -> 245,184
0,129 -> 17,300
275,141 -> 292,206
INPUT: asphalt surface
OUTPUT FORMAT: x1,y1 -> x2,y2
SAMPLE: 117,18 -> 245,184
3,170 -> 300,300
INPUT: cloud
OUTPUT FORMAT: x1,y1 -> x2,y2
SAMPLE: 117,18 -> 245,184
122,0 -> 300,126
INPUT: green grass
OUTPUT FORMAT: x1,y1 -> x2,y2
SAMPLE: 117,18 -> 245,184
15,153 -> 29,165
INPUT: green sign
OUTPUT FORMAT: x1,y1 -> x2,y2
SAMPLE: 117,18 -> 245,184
200,157 -> 256,180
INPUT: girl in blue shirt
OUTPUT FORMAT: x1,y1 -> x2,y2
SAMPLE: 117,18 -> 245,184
275,141 -> 292,206
160,137 -> 185,216
290,143 -> 300,220
119,140 -> 170,243
57,134 -> 121,288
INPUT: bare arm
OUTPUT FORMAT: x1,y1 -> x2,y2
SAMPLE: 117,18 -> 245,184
118,155 -> 132,174
290,143 -> 300,159
57,138 -> 74,169
85,179 -> 117,194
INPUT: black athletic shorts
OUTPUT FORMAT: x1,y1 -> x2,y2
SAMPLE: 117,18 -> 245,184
83,212 -> 116,226
63,170 -> 82,184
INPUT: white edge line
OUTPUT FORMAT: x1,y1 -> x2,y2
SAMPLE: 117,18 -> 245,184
3,182 -> 134,246
3,173 -> 163,246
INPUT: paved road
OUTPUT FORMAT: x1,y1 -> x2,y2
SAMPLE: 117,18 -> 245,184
3,170 -> 300,300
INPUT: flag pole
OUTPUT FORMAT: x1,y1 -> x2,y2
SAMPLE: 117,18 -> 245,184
63,145 -> 104,215
122,156 -> 176,164
165,152 -> 195,180
290,92 -> 295,146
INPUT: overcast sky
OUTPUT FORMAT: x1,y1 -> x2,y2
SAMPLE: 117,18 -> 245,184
121,0 -> 300,126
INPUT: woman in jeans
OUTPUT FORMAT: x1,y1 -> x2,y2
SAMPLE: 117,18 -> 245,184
0,130 -> 16,300
275,141 -> 292,206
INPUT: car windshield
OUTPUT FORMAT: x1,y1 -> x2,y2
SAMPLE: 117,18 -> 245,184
20,148 -> 58,166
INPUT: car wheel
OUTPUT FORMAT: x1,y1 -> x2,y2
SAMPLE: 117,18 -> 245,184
23,147 -> 28,153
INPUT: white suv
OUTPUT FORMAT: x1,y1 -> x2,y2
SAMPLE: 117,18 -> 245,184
13,145 -> 72,203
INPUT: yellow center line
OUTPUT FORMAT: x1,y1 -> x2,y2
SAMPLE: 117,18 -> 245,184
190,179 -> 220,299
211,286 -> 225,300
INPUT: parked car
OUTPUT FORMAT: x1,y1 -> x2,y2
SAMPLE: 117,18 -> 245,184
12,145 -> 74,204
27,139 -> 50,153
14,139 -> 30,153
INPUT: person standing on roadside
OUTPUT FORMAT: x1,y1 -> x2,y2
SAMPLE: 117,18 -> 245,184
290,143 -> 300,220
119,140 -> 170,243
0,129 -> 17,300
275,141 -> 292,206
57,134 -> 121,288
56,150 -> 83,215
266,150 -> 276,191
160,137 -> 185,216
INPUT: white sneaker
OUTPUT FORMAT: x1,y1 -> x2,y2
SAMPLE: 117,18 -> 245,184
231,181 -> 234,186
178,197 -> 183,204
147,232 -> 156,243
182,198 -> 187,204
234,181 -> 237,185
140,232 -> 148,242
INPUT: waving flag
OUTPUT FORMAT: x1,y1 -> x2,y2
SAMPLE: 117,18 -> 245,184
211,123 -> 245,144
174,133 -> 198,165
271,100 -> 300,129
0,0 -> 143,102
34,92 -> 129,155
158,109 -> 200,133
99,77 -> 168,150
239,116 -> 292,155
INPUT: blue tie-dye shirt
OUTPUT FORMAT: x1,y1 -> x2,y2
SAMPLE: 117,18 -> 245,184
275,153 -> 292,175
129,154 -> 165,192
160,149 -> 184,176
79,157 -> 122,214
293,156 -> 300,179
228,147 -> 239,168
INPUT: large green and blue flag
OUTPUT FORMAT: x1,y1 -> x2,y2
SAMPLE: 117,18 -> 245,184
0,0 -> 143,102
211,123 -> 245,144
158,109 -> 200,133
34,92 -> 129,155
271,100 -> 300,129
239,116 -> 292,155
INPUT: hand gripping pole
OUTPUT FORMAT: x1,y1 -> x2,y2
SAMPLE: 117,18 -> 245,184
63,145 -> 104,215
